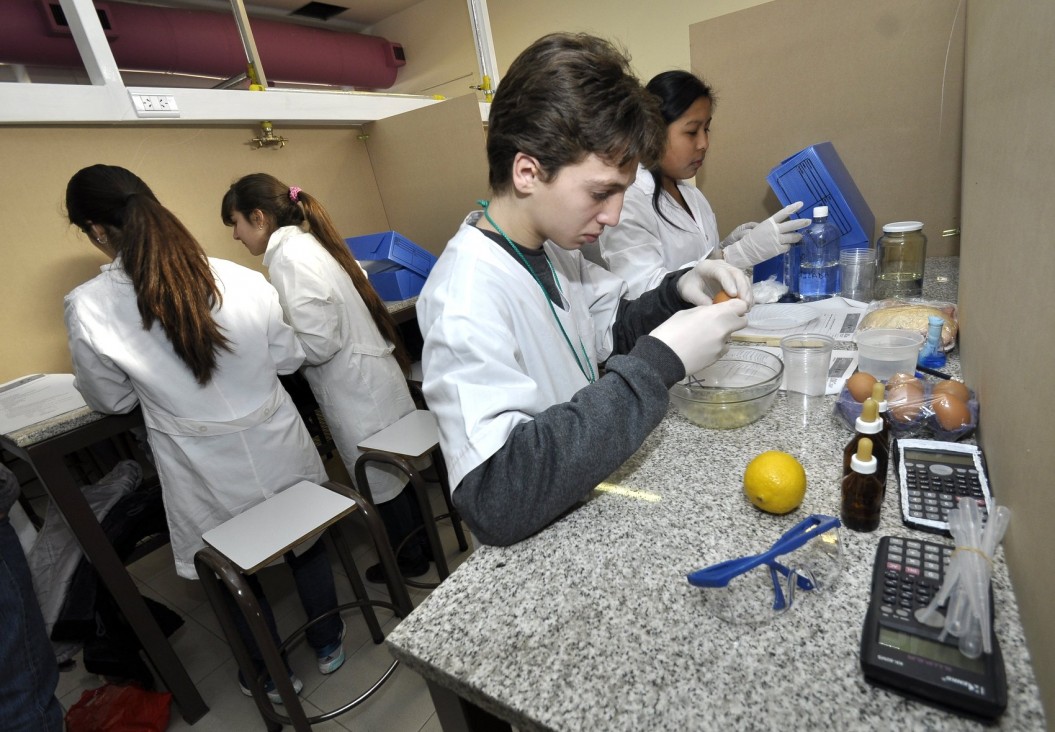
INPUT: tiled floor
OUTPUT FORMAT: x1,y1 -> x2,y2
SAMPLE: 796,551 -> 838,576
55,495 -> 473,732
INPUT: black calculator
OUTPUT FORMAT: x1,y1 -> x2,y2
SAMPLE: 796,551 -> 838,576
860,536 -> 1006,720
894,438 -> 992,535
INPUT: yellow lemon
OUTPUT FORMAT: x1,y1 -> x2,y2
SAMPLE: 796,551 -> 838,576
743,451 -> 807,515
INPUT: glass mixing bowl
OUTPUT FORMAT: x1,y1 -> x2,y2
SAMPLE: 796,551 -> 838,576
669,347 -> 784,429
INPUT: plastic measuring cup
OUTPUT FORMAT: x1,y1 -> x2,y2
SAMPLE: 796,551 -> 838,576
853,328 -> 925,381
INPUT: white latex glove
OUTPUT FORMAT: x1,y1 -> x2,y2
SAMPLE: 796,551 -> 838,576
719,222 -> 756,249
722,201 -> 811,269
650,299 -> 749,376
678,258 -> 754,307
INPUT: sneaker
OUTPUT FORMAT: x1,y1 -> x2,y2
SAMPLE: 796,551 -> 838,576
364,556 -> 430,583
238,670 -> 303,705
316,620 -> 346,675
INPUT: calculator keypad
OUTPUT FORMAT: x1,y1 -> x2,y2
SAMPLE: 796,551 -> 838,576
903,461 -> 986,525
880,537 -> 951,630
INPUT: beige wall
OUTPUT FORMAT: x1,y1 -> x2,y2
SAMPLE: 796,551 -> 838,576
960,2 -> 1055,719
0,125 -> 389,383
374,0 -> 771,101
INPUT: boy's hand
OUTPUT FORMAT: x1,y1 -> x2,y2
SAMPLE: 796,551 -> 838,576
650,299 -> 749,376
678,259 -> 754,307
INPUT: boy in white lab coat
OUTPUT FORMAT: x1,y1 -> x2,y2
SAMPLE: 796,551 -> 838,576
416,33 -> 753,546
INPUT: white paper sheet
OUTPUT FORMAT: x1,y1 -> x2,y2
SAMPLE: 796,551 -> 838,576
733,297 -> 867,346
0,374 -> 88,435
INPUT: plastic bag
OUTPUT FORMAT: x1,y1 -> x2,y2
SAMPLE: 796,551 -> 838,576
65,683 -> 172,732
857,298 -> 958,351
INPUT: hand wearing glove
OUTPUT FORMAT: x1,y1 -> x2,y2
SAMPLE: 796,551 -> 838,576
650,299 -> 749,377
678,258 -> 754,307
719,222 -> 756,250
722,201 -> 811,269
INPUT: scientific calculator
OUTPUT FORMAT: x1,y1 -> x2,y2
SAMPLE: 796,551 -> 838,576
894,438 -> 992,535
860,536 -> 1006,720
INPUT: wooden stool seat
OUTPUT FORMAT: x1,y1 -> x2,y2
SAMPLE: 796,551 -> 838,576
356,410 -> 468,589
194,481 -> 412,731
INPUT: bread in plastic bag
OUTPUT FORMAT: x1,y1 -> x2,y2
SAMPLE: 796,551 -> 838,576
857,299 -> 958,351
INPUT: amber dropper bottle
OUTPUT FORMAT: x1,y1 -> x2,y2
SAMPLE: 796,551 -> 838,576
841,436 -> 884,532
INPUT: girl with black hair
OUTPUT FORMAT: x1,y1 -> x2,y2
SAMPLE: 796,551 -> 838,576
598,70 -> 808,298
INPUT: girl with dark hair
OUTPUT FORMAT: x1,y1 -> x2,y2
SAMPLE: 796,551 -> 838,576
64,164 -> 345,701
222,173 -> 431,581
597,70 -> 809,297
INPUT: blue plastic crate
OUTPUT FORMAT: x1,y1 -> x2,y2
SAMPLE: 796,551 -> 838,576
359,260 -> 428,301
345,230 -> 436,279
757,142 -> 875,283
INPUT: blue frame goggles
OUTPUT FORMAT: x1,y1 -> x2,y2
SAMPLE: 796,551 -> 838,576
687,514 -> 843,624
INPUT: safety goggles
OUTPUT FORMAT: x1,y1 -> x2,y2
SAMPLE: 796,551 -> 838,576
687,514 -> 843,625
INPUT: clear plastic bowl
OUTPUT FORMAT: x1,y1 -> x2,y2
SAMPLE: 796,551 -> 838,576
854,328 -> 925,381
669,347 -> 784,429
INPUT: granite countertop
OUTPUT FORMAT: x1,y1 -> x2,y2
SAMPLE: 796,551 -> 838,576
385,257 -> 1047,731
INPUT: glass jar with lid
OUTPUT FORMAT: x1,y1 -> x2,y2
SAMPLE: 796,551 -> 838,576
874,221 -> 926,299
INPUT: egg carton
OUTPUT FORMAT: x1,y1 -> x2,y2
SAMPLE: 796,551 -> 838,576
833,378 -> 978,441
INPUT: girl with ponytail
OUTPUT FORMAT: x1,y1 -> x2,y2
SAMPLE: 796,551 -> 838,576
64,164 -> 345,696
222,173 -> 431,581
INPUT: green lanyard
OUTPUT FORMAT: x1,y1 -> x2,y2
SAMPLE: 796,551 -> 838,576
478,200 -> 597,384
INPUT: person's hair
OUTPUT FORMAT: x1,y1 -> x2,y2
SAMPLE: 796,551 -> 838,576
66,164 -> 230,385
220,173 -> 410,373
486,32 -> 665,194
645,71 -> 716,230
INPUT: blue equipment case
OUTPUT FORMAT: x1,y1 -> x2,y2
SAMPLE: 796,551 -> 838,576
756,142 -> 875,284
345,230 -> 436,301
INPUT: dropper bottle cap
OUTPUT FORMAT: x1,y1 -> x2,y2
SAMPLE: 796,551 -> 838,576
870,382 -> 888,413
855,398 -> 882,434
851,437 -> 877,474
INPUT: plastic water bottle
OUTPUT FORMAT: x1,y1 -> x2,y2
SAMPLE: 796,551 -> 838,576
798,206 -> 841,301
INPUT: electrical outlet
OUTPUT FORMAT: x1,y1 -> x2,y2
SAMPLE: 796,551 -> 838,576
130,93 -> 180,118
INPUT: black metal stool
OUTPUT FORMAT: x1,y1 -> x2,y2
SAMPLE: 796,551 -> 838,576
355,409 -> 469,590
194,480 -> 413,731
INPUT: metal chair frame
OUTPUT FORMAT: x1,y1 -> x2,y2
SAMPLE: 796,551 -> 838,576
194,481 -> 412,731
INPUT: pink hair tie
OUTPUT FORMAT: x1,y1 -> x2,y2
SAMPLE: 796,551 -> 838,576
289,186 -> 302,203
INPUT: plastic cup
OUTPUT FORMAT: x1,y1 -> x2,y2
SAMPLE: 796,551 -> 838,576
780,334 -> 835,397
853,328 -> 925,381
839,248 -> 875,302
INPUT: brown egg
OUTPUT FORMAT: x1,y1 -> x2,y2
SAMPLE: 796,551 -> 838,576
887,373 -> 923,394
888,383 -> 925,423
933,393 -> 971,430
846,372 -> 878,403
933,380 -> 970,403
712,290 -> 735,304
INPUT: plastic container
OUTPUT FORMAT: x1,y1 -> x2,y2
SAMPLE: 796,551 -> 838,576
360,263 -> 427,301
798,206 -> 841,301
345,230 -> 436,301
839,248 -> 875,301
874,221 -> 926,299
669,347 -> 783,429
345,230 -> 436,278
761,141 -> 876,284
853,328 -> 925,381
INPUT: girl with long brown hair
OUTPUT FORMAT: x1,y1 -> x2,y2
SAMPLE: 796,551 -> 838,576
222,173 -> 431,580
64,164 -> 345,701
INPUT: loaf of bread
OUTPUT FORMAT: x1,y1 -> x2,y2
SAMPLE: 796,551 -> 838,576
858,300 -> 958,351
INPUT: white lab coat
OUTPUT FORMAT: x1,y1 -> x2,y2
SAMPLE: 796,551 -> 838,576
417,214 -> 627,490
598,164 -> 719,298
64,257 -> 327,579
263,226 -> 415,504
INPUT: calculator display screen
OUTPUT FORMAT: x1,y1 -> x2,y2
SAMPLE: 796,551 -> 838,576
904,449 -> 976,466
878,627 -> 985,674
